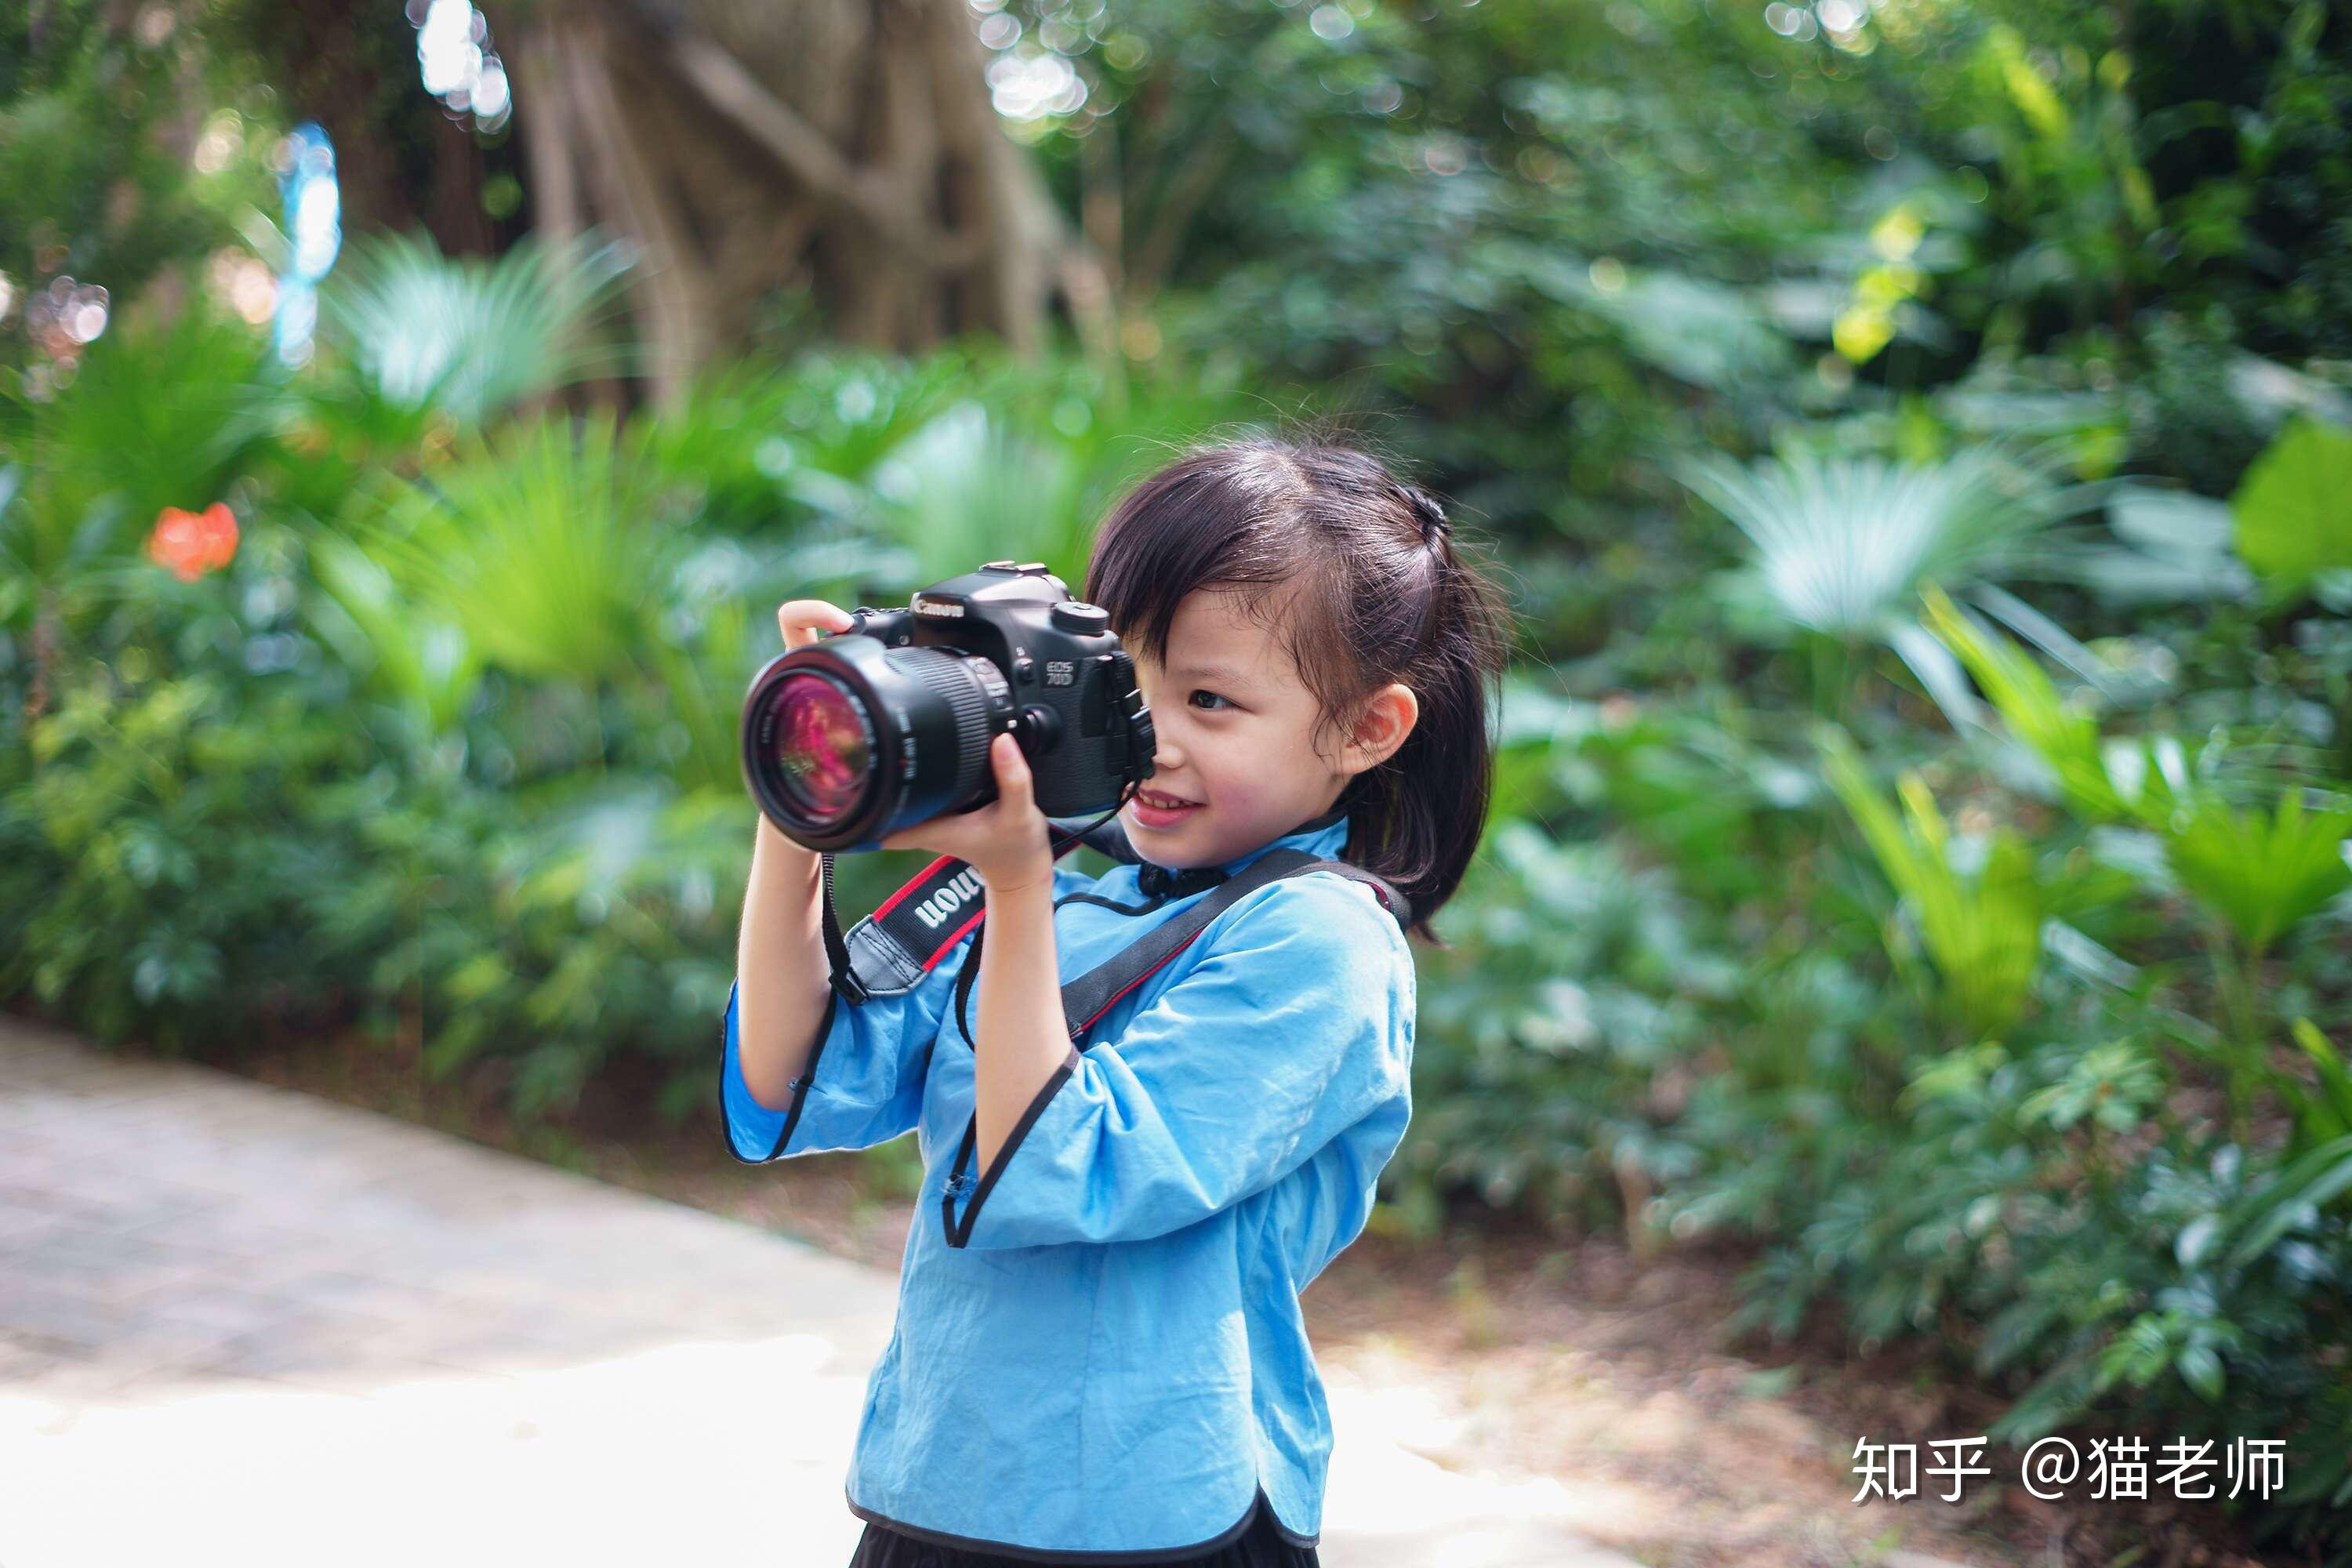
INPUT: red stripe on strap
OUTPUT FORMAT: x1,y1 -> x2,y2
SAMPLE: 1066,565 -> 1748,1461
873,856 -> 960,921
921,908 -> 986,970
1069,931 -> 1202,1038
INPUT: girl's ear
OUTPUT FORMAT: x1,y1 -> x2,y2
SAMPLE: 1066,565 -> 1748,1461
1338,682 -> 1419,778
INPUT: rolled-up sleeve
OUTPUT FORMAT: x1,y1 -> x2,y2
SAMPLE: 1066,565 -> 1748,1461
940,875 -> 1414,1249
720,959 -> 959,1163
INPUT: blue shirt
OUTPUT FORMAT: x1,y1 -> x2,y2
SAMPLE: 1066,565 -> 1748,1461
718,815 -> 1416,1560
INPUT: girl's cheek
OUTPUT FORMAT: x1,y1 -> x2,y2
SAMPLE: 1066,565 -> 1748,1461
1205,765 -> 1279,826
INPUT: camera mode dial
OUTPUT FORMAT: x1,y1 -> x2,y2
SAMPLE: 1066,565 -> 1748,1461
1050,599 -> 1110,634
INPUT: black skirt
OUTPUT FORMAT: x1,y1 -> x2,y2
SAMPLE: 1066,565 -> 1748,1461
847,1490 -> 1319,1568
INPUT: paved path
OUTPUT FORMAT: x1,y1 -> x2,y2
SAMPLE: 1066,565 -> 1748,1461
0,1015 -> 1637,1568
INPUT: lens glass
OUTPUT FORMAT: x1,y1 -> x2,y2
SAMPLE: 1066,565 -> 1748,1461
769,673 -> 873,826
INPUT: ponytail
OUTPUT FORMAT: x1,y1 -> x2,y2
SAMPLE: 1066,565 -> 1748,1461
1338,487 -> 1511,941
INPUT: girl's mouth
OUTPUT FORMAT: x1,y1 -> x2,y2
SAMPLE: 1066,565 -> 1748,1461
1128,787 -> 1203,830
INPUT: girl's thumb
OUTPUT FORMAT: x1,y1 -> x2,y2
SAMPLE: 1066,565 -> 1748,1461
992,732 -> 1033,800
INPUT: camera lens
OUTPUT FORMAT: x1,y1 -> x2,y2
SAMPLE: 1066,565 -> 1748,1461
743,641 -> 1016,851
767,672 -> 873,828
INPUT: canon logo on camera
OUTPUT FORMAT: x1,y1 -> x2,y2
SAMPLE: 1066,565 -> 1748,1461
913,597 -> 966,619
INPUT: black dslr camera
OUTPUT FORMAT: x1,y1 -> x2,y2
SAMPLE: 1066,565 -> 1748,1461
742,562 -> 1157,852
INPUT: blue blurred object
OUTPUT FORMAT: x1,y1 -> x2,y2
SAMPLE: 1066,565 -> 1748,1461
274,122 -> 341,366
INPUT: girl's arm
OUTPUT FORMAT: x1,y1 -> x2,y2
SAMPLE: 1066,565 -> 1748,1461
878,732 -> 1066,1172
971,862 -> 1071,1173
733,598 -> 858,1110
731,815 -> 832,1110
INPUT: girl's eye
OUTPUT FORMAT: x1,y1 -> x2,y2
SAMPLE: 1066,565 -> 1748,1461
1187,690 -> 1232,711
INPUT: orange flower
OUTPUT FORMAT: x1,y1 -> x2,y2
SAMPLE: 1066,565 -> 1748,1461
147,503 -> 239,582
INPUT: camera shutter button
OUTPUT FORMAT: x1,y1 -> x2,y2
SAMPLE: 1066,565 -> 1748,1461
1050,600 -> 1110,634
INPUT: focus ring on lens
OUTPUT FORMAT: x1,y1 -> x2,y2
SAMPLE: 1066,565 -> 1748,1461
900,649 -> 1003,809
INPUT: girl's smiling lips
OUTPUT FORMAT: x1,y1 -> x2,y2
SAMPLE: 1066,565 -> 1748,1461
1129,786 -> 1202,830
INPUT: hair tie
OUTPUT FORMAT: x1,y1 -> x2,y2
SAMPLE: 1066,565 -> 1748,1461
1401,485 -> 1450,548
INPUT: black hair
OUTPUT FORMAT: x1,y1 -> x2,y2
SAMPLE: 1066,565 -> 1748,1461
1085,430 -> 1512,941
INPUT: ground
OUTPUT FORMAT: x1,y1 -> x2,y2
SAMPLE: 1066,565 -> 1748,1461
163,1018 -> 2275,1568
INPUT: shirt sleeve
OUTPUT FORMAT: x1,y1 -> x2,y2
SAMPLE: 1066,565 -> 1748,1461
938,873 -> 1415,1249
1268,1094 -> 1412,1286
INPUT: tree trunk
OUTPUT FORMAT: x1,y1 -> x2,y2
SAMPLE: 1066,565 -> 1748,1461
511,0 -> 1109,405
238,0 -> 509,260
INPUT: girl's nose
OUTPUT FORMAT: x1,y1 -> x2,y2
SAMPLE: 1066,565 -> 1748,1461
1140,704 -> 1185,774
1149,725 -> 1185,775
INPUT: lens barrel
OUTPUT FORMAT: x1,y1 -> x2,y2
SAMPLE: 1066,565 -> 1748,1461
742,636 -> 1018,851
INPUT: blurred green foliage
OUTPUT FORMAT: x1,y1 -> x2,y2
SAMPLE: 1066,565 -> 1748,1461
5,0 -> 2352,1555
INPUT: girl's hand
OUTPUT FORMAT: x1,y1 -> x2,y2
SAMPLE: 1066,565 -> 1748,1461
881,733 -> 1054,895
778,597 -> 855,652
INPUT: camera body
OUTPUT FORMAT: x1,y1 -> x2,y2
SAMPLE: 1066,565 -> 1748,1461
742,561 -> 1156,852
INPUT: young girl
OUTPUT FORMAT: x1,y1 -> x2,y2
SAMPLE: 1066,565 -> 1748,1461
721,435 -> 1509,1566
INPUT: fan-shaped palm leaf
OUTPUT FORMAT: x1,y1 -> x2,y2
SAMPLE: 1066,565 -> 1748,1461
318,230 -> 635,430
2165,793 -> 2352,956
358,414 -> 673,686
1682,444 -> 2094,728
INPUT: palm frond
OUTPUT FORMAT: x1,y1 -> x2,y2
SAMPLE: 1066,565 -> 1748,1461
2165,793 -> 2352,954
318,230 -> 637,429
357,414 -> 673,685
1679,443 -> 2074,643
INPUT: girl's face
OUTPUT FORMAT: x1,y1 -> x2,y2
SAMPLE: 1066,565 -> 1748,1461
1122,586 -> 1388,870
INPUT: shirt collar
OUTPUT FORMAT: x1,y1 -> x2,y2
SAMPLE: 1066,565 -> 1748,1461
1128,807 -> 1352,900
1214,805 -> 1352,876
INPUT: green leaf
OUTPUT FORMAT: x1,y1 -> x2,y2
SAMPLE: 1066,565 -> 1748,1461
358,415 -> 672,685
2291,1019 -> 2352,1142
2233,419 -> 2352,603
2163,793 -> 2352,953
2176,1343 -> 2225,1401
1922,586 -> 2163,822
1817,724 -> 2042,1036
1681,445 -> 2071,648
319,229 -> 638,429
2110,484 -> 2235,561
2221,1133 -> 2352,1273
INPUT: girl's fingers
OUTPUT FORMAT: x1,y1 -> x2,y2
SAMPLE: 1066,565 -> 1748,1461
873,739 -> 1036,858
777,598 -> 855,650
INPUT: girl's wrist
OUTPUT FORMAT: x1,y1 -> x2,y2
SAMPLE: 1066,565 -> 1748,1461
979,854 -> 1055,902
752,811 -> 821,877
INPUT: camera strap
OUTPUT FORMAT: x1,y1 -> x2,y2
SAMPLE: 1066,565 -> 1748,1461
818,838 -> 1410,1013
1051,848 -> 1407,1041
822,851 -> 989,1004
